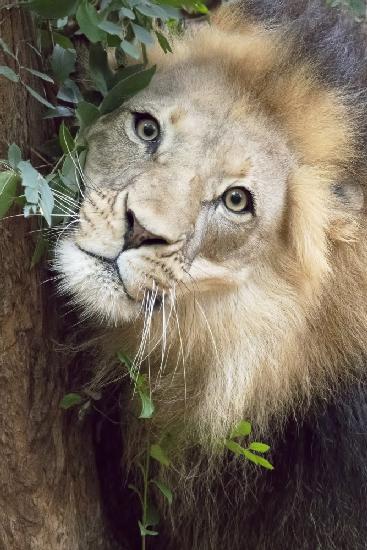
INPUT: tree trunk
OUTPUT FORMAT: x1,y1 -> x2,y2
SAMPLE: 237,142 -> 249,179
0,6 -> 119,549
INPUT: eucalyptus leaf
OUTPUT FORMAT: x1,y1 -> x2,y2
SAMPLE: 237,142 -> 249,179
0,66 -> 19,82
53,32 -> 74,50
76,101 -> 100,132
131,23 -> 154,45
76,0 -> 106,43
136,3 -> 167,18
97,20 -> 123,36
18,160 -> 42,189
120,39 -> 141,61
40,180 -> 55,226
57,79 -> 82,103
51,44 -> 76,83
0,171 -> 19,218
26,0 -> 80,18
156,31 -> 172,53
119,7 -> 135,19
111,64 -> 144,87
89,43 -> 114,94
0,39 -> 16,59
23,68 -> 54,83
150,444 -> 170,467
24,84 -> 54,109
59,122 -> 75,154
44,106 -> 75,119
8,143 -> 22,169
100,65 -> 156,114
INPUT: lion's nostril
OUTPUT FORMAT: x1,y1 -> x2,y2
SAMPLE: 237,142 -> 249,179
124,209 -> 169,250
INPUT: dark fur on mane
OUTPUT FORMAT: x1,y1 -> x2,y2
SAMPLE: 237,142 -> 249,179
239,0 -> 367,88
92,2 -> 367,549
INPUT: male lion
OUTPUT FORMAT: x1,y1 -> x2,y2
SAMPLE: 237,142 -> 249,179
55,1 -> 367,548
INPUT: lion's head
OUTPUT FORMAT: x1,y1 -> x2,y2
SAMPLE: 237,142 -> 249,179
55,6 -> 366,439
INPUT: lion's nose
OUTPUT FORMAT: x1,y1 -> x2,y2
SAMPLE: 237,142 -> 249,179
123,209 -> 169,250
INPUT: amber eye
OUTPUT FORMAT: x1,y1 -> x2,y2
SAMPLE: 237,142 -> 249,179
222,187 -> 252,213
134,115 -> 160,141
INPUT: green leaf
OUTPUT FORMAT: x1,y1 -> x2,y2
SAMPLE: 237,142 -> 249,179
224,439 -> 246,456
249,442 -> 270,453
23,68 -> 54,83
24,84 -> 54,109
97,20 -> 123,36
136,3 -> 167,18
100,65 -> 156,114
119,39 -> 141,60
18,160 -> 42,189
76,101 -> 100,132
138,521 -> 158,537
44,106 -> 74,119
8,143 -> 22,169
26,0 -> 80,18
117,351 -> 133,369
51,44 -> 76,83
30,236 -> 48,268
152,479 -> 173,504
60,393 -> 83,409
53,32 -> 74,50
0,66 -> 19,82
230,420 -> 252,439
57,79 -> 82,103
119,7 -> 135,19
243,450 -> 274,470
76,0 -> 106,43
89,43 -> 113,95
40,180 -> 55,226
0,171 -> 19,218
59,122 -> 75,154
0,39 -> 16,59
138,391 -> 155,419
131,23 -> 154,45
155,31 -> 172,54
150,443 -> 170,467
111,64 -> 144,87
192,1 -> 209,14
254,456 -> 274,470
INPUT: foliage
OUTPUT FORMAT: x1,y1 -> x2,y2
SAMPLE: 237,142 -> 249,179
0,0 -> 206,262
326,0 -> 366,19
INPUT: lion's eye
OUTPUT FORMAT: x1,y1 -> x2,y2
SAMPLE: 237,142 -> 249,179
222,187 -> 252,213
134,115 -> 160,141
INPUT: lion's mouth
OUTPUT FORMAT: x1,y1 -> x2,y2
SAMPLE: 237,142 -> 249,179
75,244 -> 165,307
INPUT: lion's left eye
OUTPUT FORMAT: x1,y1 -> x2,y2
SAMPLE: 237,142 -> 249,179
222,187 -> 252,213
134,114 -> 160,141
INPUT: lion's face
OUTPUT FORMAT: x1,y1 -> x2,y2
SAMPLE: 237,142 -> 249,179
55,61 -> 293,324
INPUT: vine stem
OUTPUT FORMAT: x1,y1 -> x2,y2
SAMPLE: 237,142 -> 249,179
142,434 -> 150,550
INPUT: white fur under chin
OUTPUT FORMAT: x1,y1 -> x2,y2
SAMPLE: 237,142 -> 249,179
54,239 -> 140,325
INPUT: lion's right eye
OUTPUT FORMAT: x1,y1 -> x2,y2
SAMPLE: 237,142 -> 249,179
134,114 -> 160,142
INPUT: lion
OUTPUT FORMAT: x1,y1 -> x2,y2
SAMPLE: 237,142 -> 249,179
55,1 -> 367,548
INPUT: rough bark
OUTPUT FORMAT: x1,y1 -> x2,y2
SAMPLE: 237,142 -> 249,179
0,6 -> 118,549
